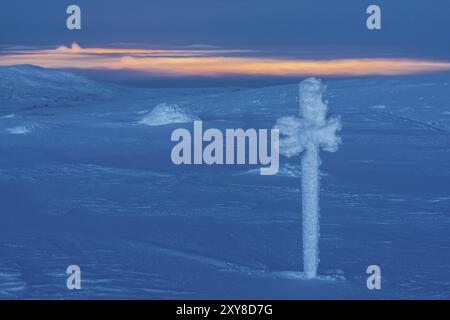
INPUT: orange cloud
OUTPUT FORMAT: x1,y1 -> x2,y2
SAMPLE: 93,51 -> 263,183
118,56 -> 450,77
1,42 -> 450,77
41,43 -> 247,56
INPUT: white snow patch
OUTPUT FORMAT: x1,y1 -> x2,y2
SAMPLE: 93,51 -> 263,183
270,271 -> 345,281
6,125 -> 32,135
238,164 -> 300,177
139,103 -> 199,126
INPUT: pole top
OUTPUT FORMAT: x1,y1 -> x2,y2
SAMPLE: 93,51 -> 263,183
298,77 -> 328,127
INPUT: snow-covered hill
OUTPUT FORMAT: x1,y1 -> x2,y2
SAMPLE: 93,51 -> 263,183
0,64 -> 115,103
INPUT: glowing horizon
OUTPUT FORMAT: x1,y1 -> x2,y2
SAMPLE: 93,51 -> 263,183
1,43 -> 450,78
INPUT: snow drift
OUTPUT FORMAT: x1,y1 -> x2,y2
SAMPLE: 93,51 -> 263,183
139,103 -> 199,126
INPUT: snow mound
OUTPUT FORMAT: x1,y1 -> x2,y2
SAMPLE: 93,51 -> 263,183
5,123 -> 40,134
371,105 -> 387,110
6,125 -> 32,135
139,103 -> 199,126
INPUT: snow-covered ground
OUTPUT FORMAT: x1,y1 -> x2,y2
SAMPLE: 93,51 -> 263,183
0,65 -> 449,299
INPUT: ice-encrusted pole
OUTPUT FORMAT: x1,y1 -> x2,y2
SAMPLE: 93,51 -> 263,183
275,78 -> 341,279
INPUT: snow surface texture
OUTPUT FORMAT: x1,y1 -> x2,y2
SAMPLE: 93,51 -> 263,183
139,103 -> 199,126
274,78 -> 342,278
0,65 -> 449,299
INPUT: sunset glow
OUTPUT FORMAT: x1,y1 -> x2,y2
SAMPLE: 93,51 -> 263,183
1,43 -> 450,77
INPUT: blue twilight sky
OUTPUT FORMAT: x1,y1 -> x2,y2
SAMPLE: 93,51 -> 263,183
0,0 -> 449,86
1,0 -> 449,59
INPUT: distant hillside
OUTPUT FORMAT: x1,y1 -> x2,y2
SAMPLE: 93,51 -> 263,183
0,64 -> 116,103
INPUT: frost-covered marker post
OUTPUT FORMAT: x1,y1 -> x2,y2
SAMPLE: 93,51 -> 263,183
275,78 -> 341,278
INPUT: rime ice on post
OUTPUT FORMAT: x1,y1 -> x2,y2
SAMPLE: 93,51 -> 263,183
275,78 -> 341,279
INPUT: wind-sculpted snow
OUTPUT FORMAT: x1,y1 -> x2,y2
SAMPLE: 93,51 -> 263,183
0,66 -> 449,298
0,265 -> 26,297
139,103 -> 200,126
